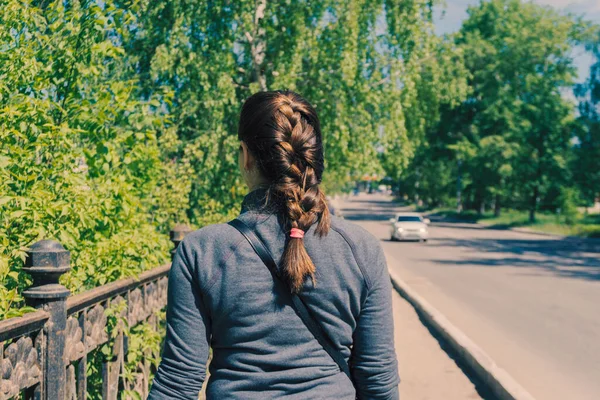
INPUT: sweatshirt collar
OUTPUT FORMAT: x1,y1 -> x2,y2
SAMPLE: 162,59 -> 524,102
241,187 -> 271,213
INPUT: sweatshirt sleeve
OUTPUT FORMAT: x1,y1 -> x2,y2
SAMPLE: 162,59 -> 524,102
351,244 -> 400,399
148,241 -> 211,400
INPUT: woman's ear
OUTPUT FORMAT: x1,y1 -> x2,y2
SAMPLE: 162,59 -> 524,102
240,141 -> 253,171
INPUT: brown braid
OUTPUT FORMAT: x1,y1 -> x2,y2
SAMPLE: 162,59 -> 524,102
238,90 -> 330,293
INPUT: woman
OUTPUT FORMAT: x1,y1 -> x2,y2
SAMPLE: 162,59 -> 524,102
148,91 -> 399,399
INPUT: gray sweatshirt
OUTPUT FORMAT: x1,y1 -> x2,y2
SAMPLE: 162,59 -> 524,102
148,190 -> 400,399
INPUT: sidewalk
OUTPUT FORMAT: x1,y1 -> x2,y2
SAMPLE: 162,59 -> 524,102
392,288 -> 482,399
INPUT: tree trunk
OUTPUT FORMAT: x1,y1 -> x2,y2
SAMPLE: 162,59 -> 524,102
456,160 -> 463,213
529,186 -> 539,223
245,0 -> 267,91
414,168 -> 420,207
494,194 -> 501,217
529,207 -> 535,223
530,141 -> 545,224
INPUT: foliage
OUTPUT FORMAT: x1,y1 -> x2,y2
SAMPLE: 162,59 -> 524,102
121,318 -> 165,400
459,0 -> 580,221
122,0 -> 469,207
557,187 -> 580,225
0,0 -> 188,318
0,3 -> 189,398
398,0 -> 597,224
573,26 -> 600,206
380,1 -> 470,183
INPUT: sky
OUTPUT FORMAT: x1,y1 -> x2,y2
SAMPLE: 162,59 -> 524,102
433,0 -> 600,83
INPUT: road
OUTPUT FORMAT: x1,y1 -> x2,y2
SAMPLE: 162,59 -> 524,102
338,193 -> 600,400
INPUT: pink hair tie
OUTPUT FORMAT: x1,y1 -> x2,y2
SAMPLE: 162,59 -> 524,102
289,228 -> 305,239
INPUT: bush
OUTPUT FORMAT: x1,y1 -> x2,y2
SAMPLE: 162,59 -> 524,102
557,187 -> 581,226
0,0 -> 194,316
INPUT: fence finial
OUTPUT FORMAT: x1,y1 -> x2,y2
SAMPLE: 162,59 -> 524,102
170,224 -> 192,260
23,239 -> 71,302
23,239 -> 71,399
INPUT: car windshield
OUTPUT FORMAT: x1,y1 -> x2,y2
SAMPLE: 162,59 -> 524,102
397,216 -> 422,222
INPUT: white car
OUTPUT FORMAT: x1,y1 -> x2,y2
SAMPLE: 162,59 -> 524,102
389,213 -> 430,242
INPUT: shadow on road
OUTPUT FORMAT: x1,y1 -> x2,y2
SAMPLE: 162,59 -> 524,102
429,238 -> 600,281
341,197 -> 408,222
343,213 -> 395,222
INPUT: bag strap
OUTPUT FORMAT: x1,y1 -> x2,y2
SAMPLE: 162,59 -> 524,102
228,218 -> 353,383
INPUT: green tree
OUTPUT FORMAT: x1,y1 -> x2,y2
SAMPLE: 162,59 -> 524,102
472,136 -> 516,215
121,0 -> 463,211
441,0 -> 582,221
380,0 -> 469,188
573,27 -> 600,207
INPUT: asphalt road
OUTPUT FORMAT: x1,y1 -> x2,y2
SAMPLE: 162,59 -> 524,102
339,193 -> 600,400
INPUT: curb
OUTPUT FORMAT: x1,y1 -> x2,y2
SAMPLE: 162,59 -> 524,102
389,269 -> 536,400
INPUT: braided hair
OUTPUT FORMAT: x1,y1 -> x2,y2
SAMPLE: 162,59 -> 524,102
238,90 -> 330,293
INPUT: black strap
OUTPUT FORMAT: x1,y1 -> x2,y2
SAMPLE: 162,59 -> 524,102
228,219 -> 353,383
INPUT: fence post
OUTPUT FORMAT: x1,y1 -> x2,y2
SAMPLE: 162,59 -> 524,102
23,239 -> 71,400
169,224 -> 191,260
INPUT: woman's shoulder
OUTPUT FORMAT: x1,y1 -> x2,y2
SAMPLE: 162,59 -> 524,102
177,222 -> 245,265
327,216 -> 387,286
174,222 -> 247,291
325,216 -> 389,290
183,222 -> 238,242
328,215 -> 382,253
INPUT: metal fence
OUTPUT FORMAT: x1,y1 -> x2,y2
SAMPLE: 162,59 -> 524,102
0,224 -> 191,400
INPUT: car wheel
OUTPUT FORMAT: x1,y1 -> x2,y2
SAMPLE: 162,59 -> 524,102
390,235 -> 396,242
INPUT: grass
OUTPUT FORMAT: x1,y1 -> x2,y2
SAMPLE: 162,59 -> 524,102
425,207 -> 600,238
